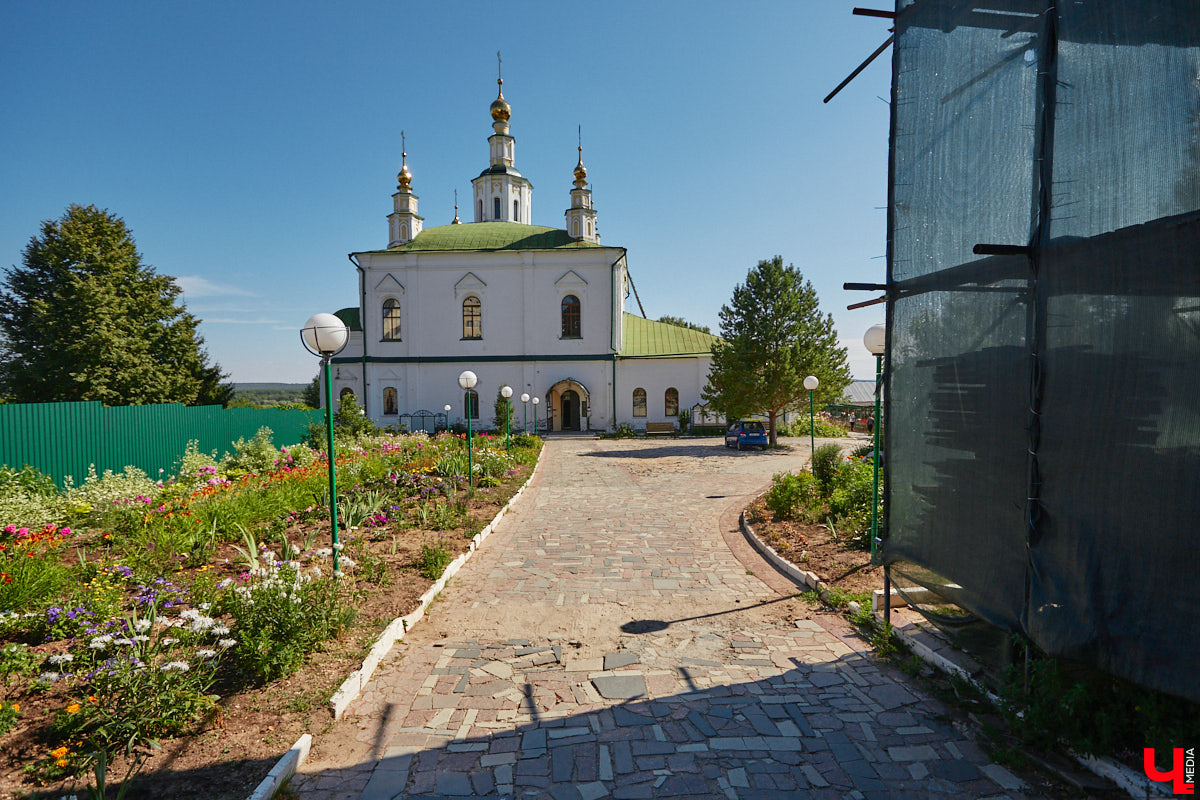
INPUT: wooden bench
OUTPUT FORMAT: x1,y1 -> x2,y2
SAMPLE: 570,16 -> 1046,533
645,422 -> 676,435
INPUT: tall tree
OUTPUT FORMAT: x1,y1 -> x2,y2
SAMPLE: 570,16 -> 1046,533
0,204 -> 232,406
657,315 -> 711,334
703,256 -> 851,445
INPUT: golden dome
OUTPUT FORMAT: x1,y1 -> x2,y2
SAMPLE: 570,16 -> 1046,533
397,152 -> 412,191
573,145 -> 588,188
490,78 -> 511,122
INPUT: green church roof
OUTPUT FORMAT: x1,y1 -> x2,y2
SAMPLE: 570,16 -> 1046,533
334,307 -> 361,331
360,222 -> 605,254
620,313 -> 720,358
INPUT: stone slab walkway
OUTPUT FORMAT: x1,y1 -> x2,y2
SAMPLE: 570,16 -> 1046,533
292,437 -> 1037,800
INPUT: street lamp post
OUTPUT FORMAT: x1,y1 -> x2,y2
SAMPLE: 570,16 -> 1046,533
864,324 -> 886,561
531,396 -> 539,435
300,313 -> 349,575
803,375 -> 819,461
501,385 -> 513,453
443,404 -> 451,432
520,392 -> 530,435
458,371 -> 478,486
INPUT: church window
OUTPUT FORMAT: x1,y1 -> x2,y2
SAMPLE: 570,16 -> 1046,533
665,388 -> 679,416
401,223 -> 408,240
383,387 -> 398,416
632,388 -> 647,417
382,298 -> 401,340
478,199 -> 483,220
514,199 -> 519,221
462,296 -> 482,339
572,219 -> 579,237
464,390 -> 479,420
493,197 -> 501,220
561,295 -> 581,338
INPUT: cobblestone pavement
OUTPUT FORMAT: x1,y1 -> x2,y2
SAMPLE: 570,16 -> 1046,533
293,437 -> 1037,800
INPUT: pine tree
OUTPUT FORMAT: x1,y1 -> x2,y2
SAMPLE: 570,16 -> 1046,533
703,256 -> 851,445
0,204 -> 232,406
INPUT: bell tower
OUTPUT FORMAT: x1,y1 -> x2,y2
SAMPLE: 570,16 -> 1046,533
564,128 -> 599,242
387,132 -> 423,247
471,53 -> 533,224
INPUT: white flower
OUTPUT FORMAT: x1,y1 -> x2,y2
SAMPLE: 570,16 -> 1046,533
332,542 -> 345,552
199,603 -> 211,611
133,619 -> 152,632
161,638 -> 179,646
48,653 -> 74,665
211,624 -> 230,636
160,661 -> 189,672
333,570 -> 344,579
218,638 -> 237,649
310,566 -> 322,579
38,671 -> 62,683
112,637 -> 134,646
133,635 -> 150,643
180,609 -> 200,620
195,649 -> 217,659
315,548 -> 332,558
89,635 -> 113,650
217,578 -> 233,589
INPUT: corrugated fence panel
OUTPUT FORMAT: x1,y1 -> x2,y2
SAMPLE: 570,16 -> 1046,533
0,402 -> 321,487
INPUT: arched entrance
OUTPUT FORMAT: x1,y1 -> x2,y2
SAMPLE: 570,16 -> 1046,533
546,378 -> 590,432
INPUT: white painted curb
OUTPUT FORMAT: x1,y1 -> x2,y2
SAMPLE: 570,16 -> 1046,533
246,733 -> 310,800
248,445 -> 544,800
739,510 -> 1163,799
328,447 -> 543,718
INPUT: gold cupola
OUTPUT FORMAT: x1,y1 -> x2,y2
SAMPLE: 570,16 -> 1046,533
490,78 -> 511,122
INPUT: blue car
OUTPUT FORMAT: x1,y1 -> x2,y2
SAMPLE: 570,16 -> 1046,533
725,419 -> 768,450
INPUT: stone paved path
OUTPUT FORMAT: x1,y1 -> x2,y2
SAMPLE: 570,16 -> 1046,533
293,437 -> 1037,800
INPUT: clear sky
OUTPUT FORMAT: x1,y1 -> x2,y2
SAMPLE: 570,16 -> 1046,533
0,1 -> 892,385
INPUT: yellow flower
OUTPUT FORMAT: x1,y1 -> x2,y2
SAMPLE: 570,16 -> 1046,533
56,759 -> 68,767
86,696 -> 97,704
51,746 -> 68,759
65,703 -> 81,714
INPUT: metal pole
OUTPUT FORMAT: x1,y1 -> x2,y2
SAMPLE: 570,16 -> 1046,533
505,400 -> 510,453
870,353 -> 882,560
467,399 -> 474,488
323,356 -> 340,575
809,389 -> 815,459
524,401 -> 529,435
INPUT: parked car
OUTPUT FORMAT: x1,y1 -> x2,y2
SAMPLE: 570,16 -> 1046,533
725,419 -> 768,450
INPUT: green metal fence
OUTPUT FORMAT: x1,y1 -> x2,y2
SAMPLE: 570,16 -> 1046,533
0,401 -> 322,487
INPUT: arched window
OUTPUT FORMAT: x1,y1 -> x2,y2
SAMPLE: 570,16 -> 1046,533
513,199 -> 519,221
665,388 -> 679,416
572,219 -> 579,237
400,223 -> 408,241
383,387 -> 398,415
477,199 -> 483,221
382,298 -> 401,340
561,294 -> 581,338
464,390 -> 479,420
632,388 -> 647,417
493,197 -> 501,220
462,295 -> 482,339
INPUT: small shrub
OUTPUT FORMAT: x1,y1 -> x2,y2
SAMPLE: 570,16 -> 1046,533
614,423 -> 636,439
63,466 -> 160,519
172,440 -> 221,491
811,444 -> 843,494
222,427 -> 279,475
764,472 -> 820,521
0,699 -> 18,736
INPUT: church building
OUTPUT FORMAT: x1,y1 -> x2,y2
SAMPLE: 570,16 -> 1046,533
330,74 -> 717,433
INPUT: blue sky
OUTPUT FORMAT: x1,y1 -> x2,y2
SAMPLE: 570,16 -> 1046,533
0,1 -> 892,384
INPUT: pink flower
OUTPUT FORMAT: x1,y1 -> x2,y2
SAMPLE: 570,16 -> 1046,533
16,527 -> 29,540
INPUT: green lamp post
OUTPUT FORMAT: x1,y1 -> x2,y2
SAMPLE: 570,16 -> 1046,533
864,323 -> 886,560
458,370 -> 478,487
501,385 -> 513,453
803,374 -> 819,460
520,392 -> 530,435
531,395 -> 539,435
300,313 -> 349,576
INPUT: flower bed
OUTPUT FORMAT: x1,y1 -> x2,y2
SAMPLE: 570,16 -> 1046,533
0,429 -> 541,799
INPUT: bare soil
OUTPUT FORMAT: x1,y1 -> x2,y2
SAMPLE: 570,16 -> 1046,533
0,465 -> 534,800
744,496 -> 884,599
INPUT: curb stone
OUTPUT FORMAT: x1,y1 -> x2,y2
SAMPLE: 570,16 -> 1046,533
739,510 -> 1160,799
247,448 -> 544,800
246,733 -> 310,800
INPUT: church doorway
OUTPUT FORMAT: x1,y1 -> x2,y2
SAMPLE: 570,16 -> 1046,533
561,390 -> 580,431
547,378 -> 590,432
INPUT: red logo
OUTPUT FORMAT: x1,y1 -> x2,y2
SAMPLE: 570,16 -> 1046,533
1144,748 -> 1195,795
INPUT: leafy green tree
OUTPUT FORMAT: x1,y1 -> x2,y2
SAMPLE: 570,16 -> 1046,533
657,315 -> 711,334
0,204 -> 232,406
301,373 -> 321,409
703,256 -> 851,445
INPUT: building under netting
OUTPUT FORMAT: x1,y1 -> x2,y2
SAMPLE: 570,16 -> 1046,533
879,1 -> 1199,702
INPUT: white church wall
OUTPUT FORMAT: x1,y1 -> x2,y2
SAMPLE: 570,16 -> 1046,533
614,356 -> 714,428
